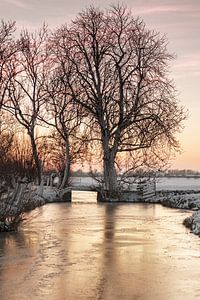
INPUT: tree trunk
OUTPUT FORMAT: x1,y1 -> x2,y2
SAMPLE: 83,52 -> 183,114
59,142 -> 71,189
101,130 -> 119,198
28,132 -> 42,185
103,157 -> 117,192
103,152 -> 118,197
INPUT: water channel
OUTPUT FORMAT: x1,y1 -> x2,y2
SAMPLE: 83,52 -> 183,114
0,195 -> 200,299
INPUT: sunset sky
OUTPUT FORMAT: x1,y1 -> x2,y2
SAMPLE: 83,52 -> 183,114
1,0 -> 200,170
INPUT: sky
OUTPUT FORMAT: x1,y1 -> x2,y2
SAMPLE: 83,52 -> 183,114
0,0 -> 200,170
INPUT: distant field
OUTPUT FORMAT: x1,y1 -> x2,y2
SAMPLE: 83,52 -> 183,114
71,176 -> 200,191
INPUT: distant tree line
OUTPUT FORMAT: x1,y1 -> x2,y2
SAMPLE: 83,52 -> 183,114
165,169 -> 200,177
0,5 -> 186,196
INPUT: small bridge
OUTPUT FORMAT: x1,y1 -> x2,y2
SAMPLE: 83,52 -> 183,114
59,186 -> 98,202
59,180 -> 156,202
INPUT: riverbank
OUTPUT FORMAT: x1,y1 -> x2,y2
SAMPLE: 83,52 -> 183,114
0,183 -> 46,232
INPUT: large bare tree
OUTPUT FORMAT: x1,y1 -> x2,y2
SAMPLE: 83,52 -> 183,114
54,5 -> 186,195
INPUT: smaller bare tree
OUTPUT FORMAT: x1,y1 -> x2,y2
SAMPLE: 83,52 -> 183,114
0,20 -> 16,109
4,25 -> 50,184
42,40 -> 87,188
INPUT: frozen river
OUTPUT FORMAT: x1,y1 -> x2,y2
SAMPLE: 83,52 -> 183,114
0,200 -> 200,299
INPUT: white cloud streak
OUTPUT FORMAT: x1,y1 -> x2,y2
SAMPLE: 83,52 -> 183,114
2,0 -> 29,9
133,3 -> 200,16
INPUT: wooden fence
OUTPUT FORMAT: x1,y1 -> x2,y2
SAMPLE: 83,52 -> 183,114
137,179 -> 156,200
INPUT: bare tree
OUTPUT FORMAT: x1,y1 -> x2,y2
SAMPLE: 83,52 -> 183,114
0,20 -> 16,109
55,5 -> 186,196
4,25 -> 50,184
42,66 -> 87,188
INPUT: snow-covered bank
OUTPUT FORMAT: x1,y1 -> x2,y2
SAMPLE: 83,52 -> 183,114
38,186 -> 61,202
183,211 -> 200,236
117,191 -> 200,209
0,184 -> 46,232
156,193 -> 200,210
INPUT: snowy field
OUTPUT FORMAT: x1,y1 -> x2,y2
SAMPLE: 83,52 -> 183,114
156,177 -> 200,191
71,176 -> 200,191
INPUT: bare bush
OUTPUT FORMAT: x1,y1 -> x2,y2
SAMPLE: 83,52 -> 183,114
0,113 -> 37,186
0,182 -> 44,232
